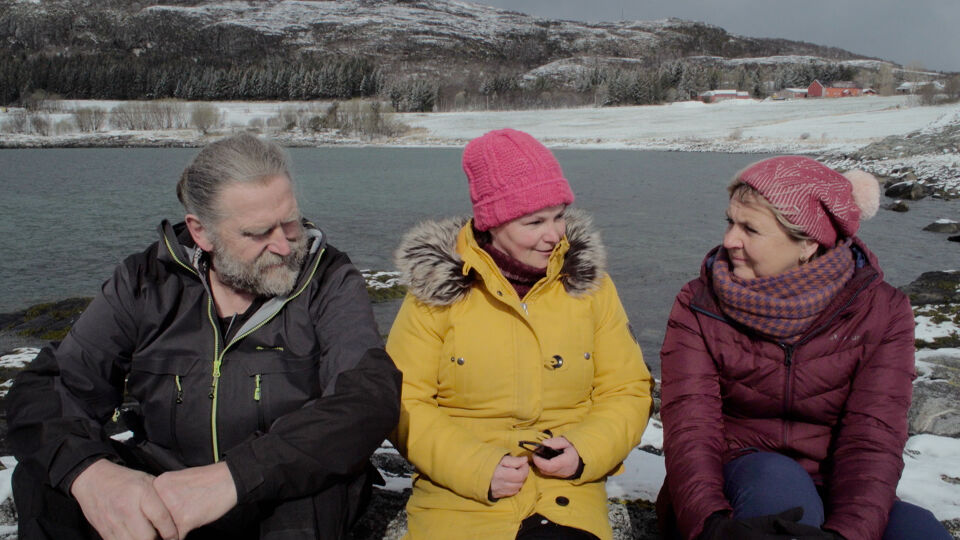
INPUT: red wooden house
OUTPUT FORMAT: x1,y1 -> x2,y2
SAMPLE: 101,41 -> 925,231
807,80 -> 863,98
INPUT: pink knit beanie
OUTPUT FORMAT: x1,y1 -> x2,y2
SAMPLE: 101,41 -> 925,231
463,128 -> 575,231
736,156 -> 880,247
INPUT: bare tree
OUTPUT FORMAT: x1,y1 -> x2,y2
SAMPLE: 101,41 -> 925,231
875,64 -> 894,95
74,107 -> 108,132
28,113 -> 51,136
190,103 -> 221,134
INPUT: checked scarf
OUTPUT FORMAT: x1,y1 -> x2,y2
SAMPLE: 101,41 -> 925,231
711,239 -> 855,343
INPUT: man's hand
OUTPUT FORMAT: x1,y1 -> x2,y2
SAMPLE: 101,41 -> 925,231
531,437 -> 581,478
489,455 -> 529,500
153,462 -> 238,539
70,458 -> 178,540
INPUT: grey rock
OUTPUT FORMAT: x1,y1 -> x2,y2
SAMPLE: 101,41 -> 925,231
924,221 -> 960,234
885,181 -> 930,200
910,358 -> 960,437
883,200 -> 910,212
900,271 -> 960,306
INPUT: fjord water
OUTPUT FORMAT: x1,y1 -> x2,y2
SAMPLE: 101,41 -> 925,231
1,147 -> 956,372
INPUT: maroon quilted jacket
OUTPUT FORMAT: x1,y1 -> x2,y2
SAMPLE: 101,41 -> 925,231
659,238 -> 915,540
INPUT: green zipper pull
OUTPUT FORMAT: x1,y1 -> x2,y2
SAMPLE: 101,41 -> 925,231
175,375 -> 183,404
254,374 -> 262,401
208,358 -> 223,399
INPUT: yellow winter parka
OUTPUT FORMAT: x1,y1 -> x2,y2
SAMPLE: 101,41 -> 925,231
387,210 -> 654,539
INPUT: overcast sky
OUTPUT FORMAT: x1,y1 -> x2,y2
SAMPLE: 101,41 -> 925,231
471,0 -> 959,73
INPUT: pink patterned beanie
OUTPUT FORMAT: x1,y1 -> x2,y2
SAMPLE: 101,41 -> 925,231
463,128 -> 575,231
736,156 -> 880,247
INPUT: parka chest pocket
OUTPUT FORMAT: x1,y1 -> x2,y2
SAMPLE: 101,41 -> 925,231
234,352 -> 322,432
127,357 -> 202,451
541,316 -> 595,401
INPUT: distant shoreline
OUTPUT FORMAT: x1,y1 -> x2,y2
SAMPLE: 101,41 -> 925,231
2,96 -> 959,195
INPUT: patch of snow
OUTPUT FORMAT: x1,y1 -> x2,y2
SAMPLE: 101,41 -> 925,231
0,347 -> 40,369
899,434 -> 960,519
914,306 -> 959,343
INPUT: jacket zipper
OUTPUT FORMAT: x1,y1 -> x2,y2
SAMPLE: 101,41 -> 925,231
203,249 -> 327,463
254,374 -> 266,432
171,375 -> 183,453
780,344 -> 794,447
163,230 -> 327,463
205,297 -> 224,462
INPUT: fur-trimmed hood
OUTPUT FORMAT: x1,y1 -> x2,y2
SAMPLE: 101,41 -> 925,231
394,208 -> 607,306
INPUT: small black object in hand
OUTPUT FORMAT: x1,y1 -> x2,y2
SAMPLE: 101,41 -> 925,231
518,440 -> 562,459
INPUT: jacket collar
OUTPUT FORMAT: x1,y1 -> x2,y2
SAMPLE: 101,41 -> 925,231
394,208 -> 607,306
156,218 -> 327,294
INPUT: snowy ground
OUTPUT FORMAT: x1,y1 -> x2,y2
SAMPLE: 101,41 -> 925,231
395,95 -> 960,154
0,95 -> 956,156
5,95 -> 959,194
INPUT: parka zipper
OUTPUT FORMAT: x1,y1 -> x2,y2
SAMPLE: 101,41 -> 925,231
780,344 -> 794,447
171,375 -> 183,453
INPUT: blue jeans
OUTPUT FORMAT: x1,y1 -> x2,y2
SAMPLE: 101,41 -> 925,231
724,452 -> 952,540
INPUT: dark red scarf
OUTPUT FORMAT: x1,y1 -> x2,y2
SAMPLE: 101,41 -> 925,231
711,239 -> 855,343
481,242 -> 547,299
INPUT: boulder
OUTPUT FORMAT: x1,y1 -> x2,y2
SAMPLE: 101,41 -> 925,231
885,181 -> 930,200
900,271 -> 960,306
0,297 -> 91,341
911,352 -> 960,437
924,220 -> 960,234
883,200 -> 910,212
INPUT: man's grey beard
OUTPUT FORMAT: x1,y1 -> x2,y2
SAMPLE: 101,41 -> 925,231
211,234 -> 309,297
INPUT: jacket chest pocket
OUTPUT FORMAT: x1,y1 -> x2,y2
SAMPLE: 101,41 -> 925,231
235,352 -> 322,433
437,319 -> 520,407
127,356 -> 203,454
540,316 -> 596,405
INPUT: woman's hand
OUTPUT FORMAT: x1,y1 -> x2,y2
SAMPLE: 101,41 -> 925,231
489,455 -> 530,500
532,437 -> 581,478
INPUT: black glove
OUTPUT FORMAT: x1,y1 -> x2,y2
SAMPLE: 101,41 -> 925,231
700,507 -> 839,540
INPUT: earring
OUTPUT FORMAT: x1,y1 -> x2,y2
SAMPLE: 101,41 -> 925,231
799,255 -> 809,265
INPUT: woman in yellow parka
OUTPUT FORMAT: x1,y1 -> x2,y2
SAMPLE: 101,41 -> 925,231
387,128 -> 654,539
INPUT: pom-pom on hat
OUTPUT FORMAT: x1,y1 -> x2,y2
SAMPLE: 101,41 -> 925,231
463,128 -> 575,231
736,155 -> 880,247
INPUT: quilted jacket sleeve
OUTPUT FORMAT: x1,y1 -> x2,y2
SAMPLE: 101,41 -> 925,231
659,282 -> 733,540
822,287 -> 915,540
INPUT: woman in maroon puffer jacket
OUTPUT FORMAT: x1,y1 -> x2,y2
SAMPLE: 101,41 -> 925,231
656,156 -> 950,540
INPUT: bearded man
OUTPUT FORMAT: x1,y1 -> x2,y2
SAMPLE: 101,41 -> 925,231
7,134 -> 402,540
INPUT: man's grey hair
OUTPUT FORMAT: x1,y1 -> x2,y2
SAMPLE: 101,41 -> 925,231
177,134 -> 294,223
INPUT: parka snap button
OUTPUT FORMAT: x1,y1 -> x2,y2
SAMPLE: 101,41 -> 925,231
547,355 -> 563,369
584,352 -> 591,360
457,357 -> 465,365
496,290 -> 503,296
555,496 -> 569,506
